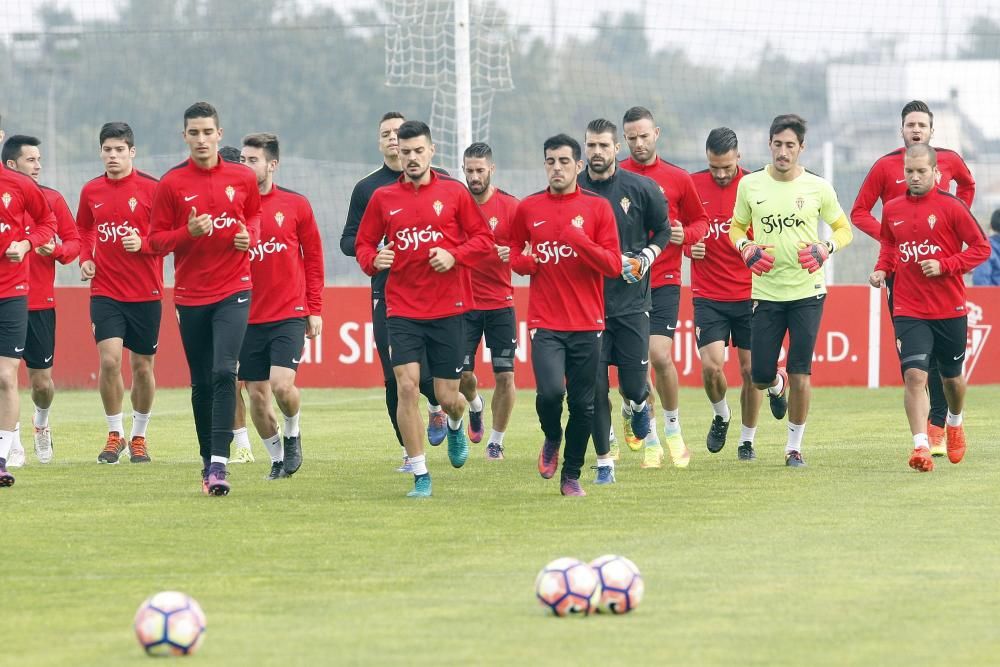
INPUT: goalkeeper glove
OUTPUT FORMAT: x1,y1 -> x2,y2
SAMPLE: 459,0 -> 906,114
621,248 -> 656,284
737,239 -> 775,276
797,241 -> 833,273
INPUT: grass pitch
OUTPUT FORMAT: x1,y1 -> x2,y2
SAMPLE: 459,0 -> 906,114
5,385 -> 1000,666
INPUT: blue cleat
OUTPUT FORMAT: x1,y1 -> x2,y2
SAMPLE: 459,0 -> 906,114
592,464 -> 616,485
427,410 -> 447,446
206,462 -> 231,496
630,403 -> 651,440
468,409 -> 484,443
407,473 -> 432,497
447,423 -> 469,468
396,454 -> 414,473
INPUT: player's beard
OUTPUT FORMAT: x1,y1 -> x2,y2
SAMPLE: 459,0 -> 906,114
405,162 -> 429,182
468,174 -> 490,195
588,157 -> 613,175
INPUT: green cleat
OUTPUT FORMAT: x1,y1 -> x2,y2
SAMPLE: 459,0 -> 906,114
446,423 -> 469,468
407,473 -> 432,497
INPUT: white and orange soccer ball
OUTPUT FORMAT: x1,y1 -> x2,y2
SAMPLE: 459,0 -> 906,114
535,557 -> 600,616
133,591 -> 206,656
590,554 -> 644,614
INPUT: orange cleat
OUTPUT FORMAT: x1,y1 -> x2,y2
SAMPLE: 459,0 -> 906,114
927,422 -> 946,457
945,424 -> 966,464
908,448 -> 934,472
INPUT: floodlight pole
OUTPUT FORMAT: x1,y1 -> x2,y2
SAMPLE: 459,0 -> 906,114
454,0 -> 472,173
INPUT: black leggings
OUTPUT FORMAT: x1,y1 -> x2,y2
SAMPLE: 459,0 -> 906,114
592,364 -> 649,455
177,291 -> 250,462
886,275 -> 947,426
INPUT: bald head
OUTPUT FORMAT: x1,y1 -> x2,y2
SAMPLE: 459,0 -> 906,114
905,142 -> 937,167
903,143 -> 938,196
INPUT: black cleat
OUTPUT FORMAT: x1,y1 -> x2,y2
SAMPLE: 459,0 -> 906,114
768,368 -> 788,420
737,441 -> 756,461
266,461 -> 284,480
706,416 -> 730,453
282,436 -> 302,475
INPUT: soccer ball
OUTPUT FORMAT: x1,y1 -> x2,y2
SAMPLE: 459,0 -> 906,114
133,591 -> 206,656
534,557 -> 600,616
590,554 -> 644,614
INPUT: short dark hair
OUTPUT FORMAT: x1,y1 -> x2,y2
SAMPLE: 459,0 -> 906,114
622,106 -> 655,126
905,142 -> 937,167
219,146 -> 242,163
901,100 -> 933,127
243,132 -> 279,162
99,122 -> 134,148
2,134 -> 41,165
380,111 -> 405,126
184,101 -> 219,129
463,142 -> 493,161
586,118 -> 617,140
397,120 -> 431,142
769,114 -> 807,143
991,209 -> 1000,234
706,127 -> 738,155
543,134 -> 581,162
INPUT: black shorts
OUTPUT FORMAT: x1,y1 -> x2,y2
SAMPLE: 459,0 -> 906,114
463,307 -> 517,374
91,296 -> 162,355
694,298 -> 752,349
388,315 -> 466,380
893,316 -> 967,379
750,294 -> 825,384
0,296 -> 28,360
600,312 -> 650,369
25,308 -> 56,369
649,285 -> 680,338
238,317 -> 307,382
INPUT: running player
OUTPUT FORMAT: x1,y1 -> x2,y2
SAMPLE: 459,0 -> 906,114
852,100 -> 975,457
620,106 -> 708,468
355,120 -> 494,498
1,135 -> 79,466
76,122 -> 163,465
149,102 -> 261,496
730,114 -> 853,467
460,142 -> 519,460
688,128 -> 763,460
509,134 -> 622,496
239,132 -> 324,480
578,119 -> 668,483
340,112 -> 447,472
869,143 -> 989,471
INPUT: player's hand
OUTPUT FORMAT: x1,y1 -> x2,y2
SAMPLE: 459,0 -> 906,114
797,241 -> 832,273
919,259 -> 942,277
187,207 -> 212,237
738,240 -> 775,276
869,270 -> 887,288
233,222 -> 250,251
496,244 -> 510,263
429,247 -> 456,272
306,315 -> 323,339
80,259 -> 96,280
5,240 -> 31,262
690,241 -> 706,260
669,220 -> 685,245
621,248 -> 655,284
374,241 -> 395,270
36,239 -> 57,257
122,228 -> 143,253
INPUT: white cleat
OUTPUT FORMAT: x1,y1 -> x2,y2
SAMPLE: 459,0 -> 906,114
7,442 -> 26,468
34,426 -> 53,464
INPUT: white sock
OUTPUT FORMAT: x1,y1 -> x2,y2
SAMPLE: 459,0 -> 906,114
210,455 -> 228,465
409,454 -> 428,476
597,456 -> 615,468
233,427 -> 251,449
490,429 -> 505,445
609,425 -> 616,442
768,372 -> 785,396
131,411 -> 151,439
283,412 -> 301,438
447,414 -> 462,430
786,422 -> 806,453
663,409 -> 680,435
711,399 -> 731,422
645,417 -> 660,445
106,412 -> 124,436
629,399 -> 647,413
262,432 -> 282,462
428,404 -> 443,414
469,394 -> 484,412
33,406 -> 50,429
0,430 -> 13,460
740,424 -> 757,444
946,410 -> 963,427
621,401 -> 633,417
913,433 -> 930,450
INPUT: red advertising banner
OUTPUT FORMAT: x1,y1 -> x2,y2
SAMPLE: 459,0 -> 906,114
29,285 -> 997,389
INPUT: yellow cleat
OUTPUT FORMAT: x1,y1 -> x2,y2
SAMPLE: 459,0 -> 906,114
640,444 -> 664,469
664,432 -> 691,468
927,422 -> 946,457
232,446 -> 256,464
609,441 -> 621,462
622,410 -> 644,451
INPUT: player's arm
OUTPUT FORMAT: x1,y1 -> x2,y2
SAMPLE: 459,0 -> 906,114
939,204 -> 991,275
19,181 -> 56,250
50,193 -> 81,264
560,201 -> 622,278
340,182 -> 367,257
242,178 -> 262,247
952,154 -> 976,207
450,190 -> 496,268
298,199 -> 326,316
850,163 -> 884,241
354,192 -> 387,276
75,187 -> 97,264
729,181 -> 775,275
873,209 -> 898,276
508,202 -> 538,276
642,182 -> 669,254
678,176 -> 709,244
148,181 -> 187,253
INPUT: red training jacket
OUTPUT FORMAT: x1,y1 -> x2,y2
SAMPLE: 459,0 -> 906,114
29,185 -> 81,310
0,164 -> 57,299
688,168 -> 751,302
471,188 -> 518,311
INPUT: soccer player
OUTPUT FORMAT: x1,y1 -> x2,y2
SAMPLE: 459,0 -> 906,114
620,106 -> 708,468
340,112 -> 447,472
460,142 -> 519,460
238,133 -> 324,480
729,114 -> 854,467
869,144 -> 989,471
149,102 -> 261,496
355,120 -> 494,498
1,135 -> 79,466
688,128 -> 763,460
578,119 -> 668,483
76,122 -> 163,465
0,114 -> 57,487
852,100 -> 976,457
508,134 -> 622,496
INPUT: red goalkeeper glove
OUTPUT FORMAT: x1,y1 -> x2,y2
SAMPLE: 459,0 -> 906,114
737,240 -> 775,276
797,241 -> 833,273
621,248 -> 656,284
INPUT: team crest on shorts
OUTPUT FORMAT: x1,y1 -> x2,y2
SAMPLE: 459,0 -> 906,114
927,214 -> 937,229
572,215 -> 584,228
488,216 -> 498,230
225,185 -> 236,202
128,197 -> 138,212
620,197 -> 631,214
795,196 -> 805,211
275,212 -> 285,227
1,193 -> 10,209
964,301 -> 991,381
433,200 -> 444,216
